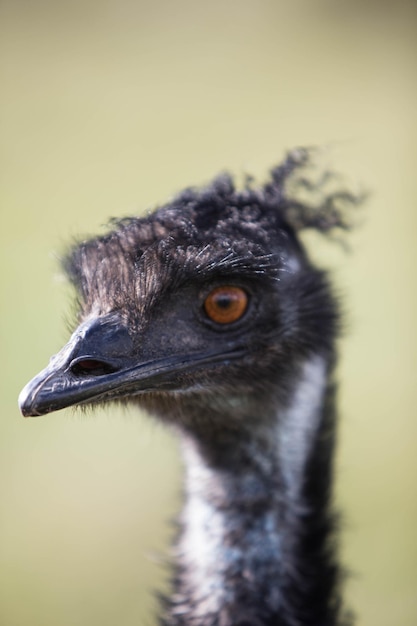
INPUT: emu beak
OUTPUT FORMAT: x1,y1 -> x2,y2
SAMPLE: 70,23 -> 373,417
18,315 -> 138,417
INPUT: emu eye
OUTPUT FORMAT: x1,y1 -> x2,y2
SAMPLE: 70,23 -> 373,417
204,286 -> 249,324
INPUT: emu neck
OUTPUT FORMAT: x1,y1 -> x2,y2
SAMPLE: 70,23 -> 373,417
164,356 -> 343,626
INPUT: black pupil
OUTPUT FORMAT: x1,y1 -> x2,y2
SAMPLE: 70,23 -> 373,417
215,294 -> 232,309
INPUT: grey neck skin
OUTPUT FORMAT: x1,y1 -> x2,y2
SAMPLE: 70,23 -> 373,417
161,355 -> 344,626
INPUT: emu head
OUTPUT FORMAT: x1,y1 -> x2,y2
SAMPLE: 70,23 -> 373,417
19,150 -> 352,429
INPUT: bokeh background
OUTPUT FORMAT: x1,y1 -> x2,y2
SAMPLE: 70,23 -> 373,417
1,1 -> 416,624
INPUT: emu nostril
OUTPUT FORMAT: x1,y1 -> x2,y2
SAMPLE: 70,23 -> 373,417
70,358 -> 118,377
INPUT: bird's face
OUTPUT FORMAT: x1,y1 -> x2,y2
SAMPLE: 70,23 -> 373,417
19,240 -> 296,419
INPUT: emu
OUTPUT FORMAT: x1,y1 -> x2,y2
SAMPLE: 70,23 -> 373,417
19,149 -> 357,626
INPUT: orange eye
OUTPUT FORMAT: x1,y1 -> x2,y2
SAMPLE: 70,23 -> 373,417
203,286 -> 249,324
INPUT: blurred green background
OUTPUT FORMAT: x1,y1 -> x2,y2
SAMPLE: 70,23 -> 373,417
1,1 -> 416,624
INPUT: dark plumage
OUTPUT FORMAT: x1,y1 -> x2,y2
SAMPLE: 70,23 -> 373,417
19,149 -> 358,626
